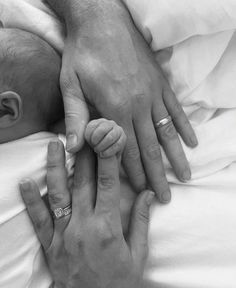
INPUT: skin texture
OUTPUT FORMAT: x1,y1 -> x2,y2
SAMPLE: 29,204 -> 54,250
45,0 -> 198,203
85,118 -> 127,158
0,28 -> 63,143
20,135 -> 154,288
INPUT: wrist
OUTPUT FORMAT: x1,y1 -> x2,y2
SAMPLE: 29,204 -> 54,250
47,0 -> 128,34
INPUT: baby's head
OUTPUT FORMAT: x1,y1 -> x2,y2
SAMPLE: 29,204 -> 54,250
0,28 -> 63,143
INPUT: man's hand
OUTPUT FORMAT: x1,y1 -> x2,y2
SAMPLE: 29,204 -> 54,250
46,0 -> 198,203
20,140 -> 153,288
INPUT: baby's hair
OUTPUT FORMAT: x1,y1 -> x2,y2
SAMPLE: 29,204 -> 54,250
0,28 -> 63,126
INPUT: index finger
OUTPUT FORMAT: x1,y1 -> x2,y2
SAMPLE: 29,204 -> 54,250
72,145 -> 96,219
95,155 -> 120,217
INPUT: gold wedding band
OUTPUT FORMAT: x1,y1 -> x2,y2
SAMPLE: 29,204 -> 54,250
155,116 -> 172,129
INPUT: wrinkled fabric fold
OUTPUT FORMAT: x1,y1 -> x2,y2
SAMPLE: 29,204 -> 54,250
1,1 -> 236,287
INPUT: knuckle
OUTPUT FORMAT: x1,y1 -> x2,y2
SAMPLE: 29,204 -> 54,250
102,143 -> 118,157
86,120 -> 98,131
109,143 -> 121,156
133,93 -> 147,107
125,144 -> 140,161
23,194 -> 37,206
172,101 -> 183,117
114,141 -> 121,151
60,74 -> 73,91
64,230 -> 85,254
134,169 -> 146,180
34,213 -> 50,231
48,190 -> 64,205
94,125 -> 107,137
73,175 -> 90,189
108,120 -> 116,126
107,133 -> 115,143
110,97 -> 131,116
156,177 -> 169,190
47,161 -> 59,171
97,219 -> 119,248
98,174 -> 116,190
144,141 -> 162,161
182,116 -> 191,127
75,236 -> 85,251
135,207 -> 149,225
160,122 -> 176,140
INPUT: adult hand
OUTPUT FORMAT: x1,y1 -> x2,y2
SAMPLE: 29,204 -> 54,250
20,140 -> 154,288
46,0 -> 198,203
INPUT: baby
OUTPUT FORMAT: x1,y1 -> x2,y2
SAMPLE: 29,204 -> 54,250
0,28 -> 126,288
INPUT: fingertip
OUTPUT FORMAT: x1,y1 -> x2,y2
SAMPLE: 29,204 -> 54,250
136,190 -> 155,210
19,179 -> 32,193
66,133 -> 84,152
187,134 -> 198,148
48,140 -> 60,154
179,168 -> 191,183
159,189 -> 171,204
145,191 -> 155,206
19,179 -> 39,204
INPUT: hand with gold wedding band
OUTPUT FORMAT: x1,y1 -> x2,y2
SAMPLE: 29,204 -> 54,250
20,139 -> 153,288
46,0 -> 198,203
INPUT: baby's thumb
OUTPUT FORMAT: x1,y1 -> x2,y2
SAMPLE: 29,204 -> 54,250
128,190 -> 154,268
60,72 -> 89,153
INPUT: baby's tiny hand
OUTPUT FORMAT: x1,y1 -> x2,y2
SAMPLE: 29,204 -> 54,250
85,118 -> 127,158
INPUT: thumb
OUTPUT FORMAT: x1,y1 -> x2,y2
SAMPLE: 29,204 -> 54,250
60,71 -> 89,153
128,190 -> 154,267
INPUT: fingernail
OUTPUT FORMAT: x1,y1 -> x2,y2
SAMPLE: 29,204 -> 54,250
161,190 -> 171,203
19,180 -> 31,191
146,191 -> 155,206
66,134 -> 78,151
190,136 -> 198,147
49,141 -> 59,153
181,169 -> 191,182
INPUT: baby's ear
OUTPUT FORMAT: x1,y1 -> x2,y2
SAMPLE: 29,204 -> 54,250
0,91 -> 23,128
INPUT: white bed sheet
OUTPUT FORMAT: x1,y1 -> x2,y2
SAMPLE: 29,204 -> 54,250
1,1 -> 236,287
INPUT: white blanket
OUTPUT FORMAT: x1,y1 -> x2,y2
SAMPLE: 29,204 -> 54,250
1,1 -> 236,287
0,133 -> 55,288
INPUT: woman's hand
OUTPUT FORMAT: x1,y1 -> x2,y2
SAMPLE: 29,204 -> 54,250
46,0 -> 198,203
20,140 -> 154,288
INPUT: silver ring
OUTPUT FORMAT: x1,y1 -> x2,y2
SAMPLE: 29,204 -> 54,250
53,204 -> 72,220
155,116 -> 172,129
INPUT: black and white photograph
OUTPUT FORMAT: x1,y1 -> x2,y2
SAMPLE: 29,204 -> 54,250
0,0 -> 235,287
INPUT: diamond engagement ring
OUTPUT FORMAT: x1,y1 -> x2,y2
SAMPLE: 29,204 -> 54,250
53,204 -> 72,220
155,116 -> 172,129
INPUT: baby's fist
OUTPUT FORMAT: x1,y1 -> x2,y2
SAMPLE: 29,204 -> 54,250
85,119 -> 126,158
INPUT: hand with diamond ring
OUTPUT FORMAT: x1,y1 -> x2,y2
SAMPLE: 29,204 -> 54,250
20,132 -> 153,288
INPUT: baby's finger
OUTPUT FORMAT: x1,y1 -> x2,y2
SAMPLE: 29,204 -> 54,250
84,119 -> 106,145
86,120 -> 115,147
94,126 -> 123,153
20,179 -> 53,251
100,133 -> 127,158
